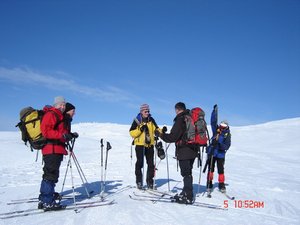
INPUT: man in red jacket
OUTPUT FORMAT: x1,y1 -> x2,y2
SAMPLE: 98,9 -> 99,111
38,96 -> 74,211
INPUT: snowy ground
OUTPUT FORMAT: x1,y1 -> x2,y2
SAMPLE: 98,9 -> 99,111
0,119 -> 299,225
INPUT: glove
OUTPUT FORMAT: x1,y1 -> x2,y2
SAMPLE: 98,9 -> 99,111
212,138 -> 218,147
154,129 -> 161,137
140,124 -> 148,132
63,133 -> 73,142
71,132 -> 79,138
162,126 -> 167,133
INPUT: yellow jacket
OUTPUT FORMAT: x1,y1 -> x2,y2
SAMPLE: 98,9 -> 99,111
129,116 -> 160,147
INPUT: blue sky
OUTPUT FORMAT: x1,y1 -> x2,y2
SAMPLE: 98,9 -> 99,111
0,0 -> 299,131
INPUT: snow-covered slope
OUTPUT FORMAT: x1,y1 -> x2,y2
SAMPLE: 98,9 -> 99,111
0,118 -> 299,225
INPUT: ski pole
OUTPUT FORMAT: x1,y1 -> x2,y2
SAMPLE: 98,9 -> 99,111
35,150 -> 39,162
153,136 -> 159,189
70,144 -> 92,198
206,152 -> 214,190
165,142 -> 171,192
197,146 -> 205,194
69,152 -> 77,212
130,140 -> 134,167
61,138 -> 76,194
100,139 -> 104,197
61,151 -> 71,193
63,138 -> 77,211
103,141 -> 112,195
142,145 -> 145,187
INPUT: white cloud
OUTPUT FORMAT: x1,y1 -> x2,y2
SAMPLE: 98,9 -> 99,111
0,66 -> 135,102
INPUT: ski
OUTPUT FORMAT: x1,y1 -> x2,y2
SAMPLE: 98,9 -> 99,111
0,200 -> 115,219
145,189 -> 173,197
100,184 -> 134,199
203,189 -> 234,200
8,184 -> 133,205
219,190 -> 235,200
132,192 -> 223,208
129,194 -> 226,210
1,199 -> 113,216
8,192 -> 96,204
132,191 -> 170,203
7,196 -> 85,205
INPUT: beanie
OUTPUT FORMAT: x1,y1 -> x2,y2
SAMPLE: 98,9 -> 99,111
220,120 -> 229,128
65,102 -> 75,113
140,104 -> 150,112
175,102 -> 186,111
53,96 -> 65,106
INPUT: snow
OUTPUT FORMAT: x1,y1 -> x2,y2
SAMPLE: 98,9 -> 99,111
0,118 -> 300,225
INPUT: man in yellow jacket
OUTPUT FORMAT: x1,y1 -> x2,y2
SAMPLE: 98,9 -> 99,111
129,104 -> 160,189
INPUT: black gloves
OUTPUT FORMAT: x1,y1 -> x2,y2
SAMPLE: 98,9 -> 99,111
72,132 -> 79,138
63,132 -> 79,142
63,133 -> 73,142
162,126 -> 167,133
212,138 -> 218,147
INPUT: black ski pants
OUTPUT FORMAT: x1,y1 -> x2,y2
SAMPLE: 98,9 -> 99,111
135,145 -> 154,185
42,154 -> 63,183
210,157 -> 225,174
179,158 -> 195,199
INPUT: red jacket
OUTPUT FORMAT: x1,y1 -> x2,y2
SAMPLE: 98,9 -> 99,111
41,107 -> 68,155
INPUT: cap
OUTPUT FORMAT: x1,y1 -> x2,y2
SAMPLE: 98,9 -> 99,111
220,120 -> 229,128
140,104 -> 150,112
53,96 -> 66,106
175,102 -> 186,111
65,102 -> 75,113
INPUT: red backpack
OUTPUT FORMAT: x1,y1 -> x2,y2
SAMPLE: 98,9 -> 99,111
183,107 -> 208,146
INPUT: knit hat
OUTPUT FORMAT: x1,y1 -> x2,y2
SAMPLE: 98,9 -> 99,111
140,104 -> 150,112
65,102 -> 75,113
175,102 -> 186,111
220,120 -> 229,128
53,96 -> 66,106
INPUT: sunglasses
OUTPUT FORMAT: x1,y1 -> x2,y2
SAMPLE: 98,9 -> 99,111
219,125 -> 227,130
143,110 -> 150,113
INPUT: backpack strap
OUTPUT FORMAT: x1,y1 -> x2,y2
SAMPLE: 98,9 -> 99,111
47,110 -> 63,130
44,110 -> 64,146
150,117 -> 159,129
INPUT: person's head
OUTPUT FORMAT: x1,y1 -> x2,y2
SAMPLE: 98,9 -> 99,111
65,102 -> 76,118
140,104 -> 150,118
219,120 -> 229,130
175,102 -> 186,115
53,96 -> 66,113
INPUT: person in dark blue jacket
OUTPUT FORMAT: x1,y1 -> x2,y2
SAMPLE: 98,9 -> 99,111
207,105 -> 231,193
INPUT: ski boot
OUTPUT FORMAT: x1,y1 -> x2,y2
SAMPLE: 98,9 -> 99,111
43,202 -> 66,212
173,192 -> 193,205
53,192 -> 62,202
219,183 -> 226,193
136,182 -> 143,190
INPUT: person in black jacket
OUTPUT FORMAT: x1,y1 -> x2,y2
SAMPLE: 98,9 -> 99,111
63,102 -> 76,132
155,102 -> 197,204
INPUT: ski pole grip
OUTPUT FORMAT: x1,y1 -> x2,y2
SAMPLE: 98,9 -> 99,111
107,142 -> 112,151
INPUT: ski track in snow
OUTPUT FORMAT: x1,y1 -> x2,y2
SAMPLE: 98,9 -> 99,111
0,119 -> 300,225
